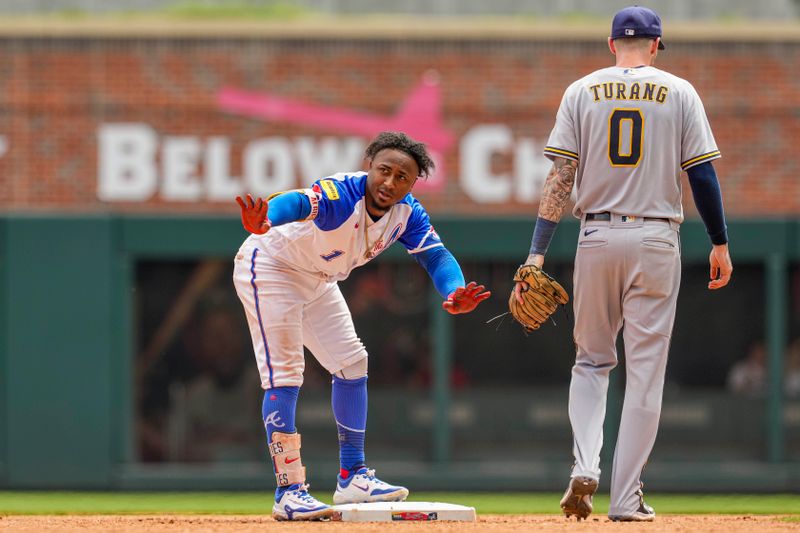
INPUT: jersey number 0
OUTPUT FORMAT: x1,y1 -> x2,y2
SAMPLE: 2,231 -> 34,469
608,109 -> 643,167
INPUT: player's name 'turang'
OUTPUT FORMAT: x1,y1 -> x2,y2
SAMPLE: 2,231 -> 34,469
588,82 -> 669,104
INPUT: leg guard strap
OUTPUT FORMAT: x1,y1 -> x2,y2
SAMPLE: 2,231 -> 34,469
269,431 -> 306,487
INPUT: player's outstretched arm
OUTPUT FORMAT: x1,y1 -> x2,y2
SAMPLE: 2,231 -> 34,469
236,194 -> 271,234
235,191 -> 313,234
413,246 -> 491,314
442,282 -> 491,315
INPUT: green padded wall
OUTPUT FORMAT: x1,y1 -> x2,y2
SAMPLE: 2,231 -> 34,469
4,217 -> 115,487
0,216 -> 797,489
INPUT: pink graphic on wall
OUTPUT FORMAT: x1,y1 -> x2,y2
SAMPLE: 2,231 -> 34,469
216,70 -> 453,191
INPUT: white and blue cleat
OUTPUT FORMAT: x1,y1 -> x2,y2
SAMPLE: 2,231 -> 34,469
333,467 -> 409,504
272,483 -> 335,521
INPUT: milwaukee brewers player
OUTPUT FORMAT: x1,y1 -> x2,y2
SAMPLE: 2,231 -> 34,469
233,131 -> 490,521
515,6 -> 733,522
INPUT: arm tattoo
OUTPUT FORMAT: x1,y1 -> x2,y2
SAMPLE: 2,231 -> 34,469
538,157 -> 577,222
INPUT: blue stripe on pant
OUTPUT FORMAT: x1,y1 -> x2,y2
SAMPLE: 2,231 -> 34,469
250,248 -> 274,388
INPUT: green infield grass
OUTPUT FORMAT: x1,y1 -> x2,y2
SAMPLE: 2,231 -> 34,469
1,492 -> 799,515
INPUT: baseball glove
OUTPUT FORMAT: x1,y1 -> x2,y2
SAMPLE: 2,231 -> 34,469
509,264 -> 569,332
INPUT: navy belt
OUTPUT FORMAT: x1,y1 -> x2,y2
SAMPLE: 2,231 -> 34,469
585,212 -> 670,223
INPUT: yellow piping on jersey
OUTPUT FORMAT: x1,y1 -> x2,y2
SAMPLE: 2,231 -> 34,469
681,150 -> 721,171
544,146 -> 579,160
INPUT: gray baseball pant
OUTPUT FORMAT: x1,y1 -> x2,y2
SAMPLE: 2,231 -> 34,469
568,214 -> 681,515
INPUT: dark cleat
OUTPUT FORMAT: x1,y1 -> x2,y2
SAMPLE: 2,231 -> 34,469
560,476 -> 599,521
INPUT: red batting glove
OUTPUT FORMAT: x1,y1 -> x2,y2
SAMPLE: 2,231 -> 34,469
235,194 -> 271,235
442,281 -> 491,315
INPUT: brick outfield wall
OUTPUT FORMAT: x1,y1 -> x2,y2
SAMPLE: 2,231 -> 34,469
0,37 -> 798,217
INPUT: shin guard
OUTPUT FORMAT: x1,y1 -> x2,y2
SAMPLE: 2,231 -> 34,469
268,431 -> 306,487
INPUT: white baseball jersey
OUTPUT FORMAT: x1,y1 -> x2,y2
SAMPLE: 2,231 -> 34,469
544,65 -> 720,222
234,171 -> 444,389
249,172 -> 444,281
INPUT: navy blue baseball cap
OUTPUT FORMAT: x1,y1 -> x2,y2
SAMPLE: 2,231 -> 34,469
611,6 -> 666,50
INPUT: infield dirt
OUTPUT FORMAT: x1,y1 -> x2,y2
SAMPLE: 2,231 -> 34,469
2,514 -> 799,532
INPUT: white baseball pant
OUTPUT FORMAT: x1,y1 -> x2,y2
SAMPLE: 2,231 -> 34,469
233,241 -> 368,389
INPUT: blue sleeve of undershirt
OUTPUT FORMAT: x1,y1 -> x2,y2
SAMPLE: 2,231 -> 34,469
267,192 -> 312,226
414,246 -> 466,299
529,217 -> 558,256
686,161 -> 728,245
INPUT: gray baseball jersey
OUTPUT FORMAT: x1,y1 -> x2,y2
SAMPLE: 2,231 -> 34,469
546,65 -> 721,518
544,65 -> 720,222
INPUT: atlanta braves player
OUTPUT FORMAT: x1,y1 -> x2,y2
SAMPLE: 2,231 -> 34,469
515,6 -> 733,522
233,131 -> 490,521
